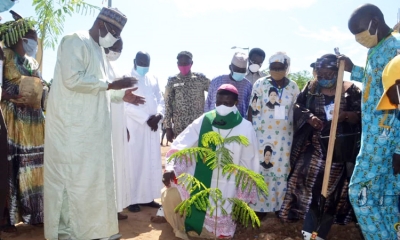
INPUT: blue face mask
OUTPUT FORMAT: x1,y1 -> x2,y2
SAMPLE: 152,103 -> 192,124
0,0 -> 15,13
136,66 -> 149,76
23,38 -> 38,58
231,72 -> 246,81
318,77 -> 337,88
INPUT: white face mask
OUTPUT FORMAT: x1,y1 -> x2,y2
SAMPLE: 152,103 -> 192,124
23,38 -> 38,57
99,22 -> 119,48
215,104 -> 238,116
106,50 -> 121,61
249,63 -> 261,73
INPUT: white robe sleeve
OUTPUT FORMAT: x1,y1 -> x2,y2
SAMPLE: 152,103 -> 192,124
165,115 -> 204,173
110,90 -> 125,103
59,34 -> 108,95
125,102 -> 151,125
239,121 -> 260,173
154,76 -> 165,117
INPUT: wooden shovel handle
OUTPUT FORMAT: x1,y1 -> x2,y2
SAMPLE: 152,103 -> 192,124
321,60 -> 345,197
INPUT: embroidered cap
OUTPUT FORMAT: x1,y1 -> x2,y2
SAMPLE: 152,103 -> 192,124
231,52 -> 248,68
218,84 -> 239,95
97,7 -> 127,30
376,55 -> 400,110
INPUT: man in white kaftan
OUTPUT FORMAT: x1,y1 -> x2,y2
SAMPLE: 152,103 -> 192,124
44,8 -> 144,240
162,84 -> 260,239
125,51 -> 164,212
105,39 -> 132,218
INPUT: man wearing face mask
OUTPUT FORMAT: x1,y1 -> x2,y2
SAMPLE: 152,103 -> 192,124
204,52 -> 252,118
338,4 -> 400,240
104,38 -> 133,221
246,48 -> 267,86
164,51 -> 210,143
161,84 -> 259,240
125,51 -> 164,213
44,7 -> 145,240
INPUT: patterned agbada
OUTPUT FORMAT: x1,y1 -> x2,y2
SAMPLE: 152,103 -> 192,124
279,80 -> 361,224
348,32 -> 400,240
0,48 -> 44,225
164,72 -> 210,136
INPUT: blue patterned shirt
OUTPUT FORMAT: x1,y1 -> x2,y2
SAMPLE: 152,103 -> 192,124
204,75 -> 253,118
349,32 -> 400,193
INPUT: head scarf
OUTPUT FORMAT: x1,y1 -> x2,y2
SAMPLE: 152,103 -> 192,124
269,51 -> 291,75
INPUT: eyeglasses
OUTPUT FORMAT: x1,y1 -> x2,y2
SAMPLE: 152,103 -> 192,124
104,21 -> 120,39
269,66 -> 286,72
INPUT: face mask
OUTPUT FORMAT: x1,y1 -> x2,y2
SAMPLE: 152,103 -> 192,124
318,77 -> 337,88
0,0 -> 15,12
215,104 -> 238,116
22,38 -> 38,57
270,70 -> 286,80
106,50 -> 121,61
136,66 -> 149,76
249,64 -> 261,73
99,23 -> 119,48
178,65 -> 192,76
355,20 -> 378,48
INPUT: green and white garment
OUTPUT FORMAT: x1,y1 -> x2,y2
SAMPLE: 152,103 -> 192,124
165,110 -> 260,237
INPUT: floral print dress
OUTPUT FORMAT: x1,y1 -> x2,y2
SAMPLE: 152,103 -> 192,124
249,77 -> 299,212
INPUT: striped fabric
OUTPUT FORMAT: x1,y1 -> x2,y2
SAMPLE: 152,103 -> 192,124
204,75 -> 252,118
0,49 -> 44,225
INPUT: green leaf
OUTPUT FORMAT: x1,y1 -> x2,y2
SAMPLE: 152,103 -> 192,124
229,198 -> 260,228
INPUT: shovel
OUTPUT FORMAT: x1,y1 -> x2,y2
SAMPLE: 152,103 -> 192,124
305,55 -> 345,240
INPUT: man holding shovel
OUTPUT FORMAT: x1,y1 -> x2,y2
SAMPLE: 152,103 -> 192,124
340,3 -> 400,240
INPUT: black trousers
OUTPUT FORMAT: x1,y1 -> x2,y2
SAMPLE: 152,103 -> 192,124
0,109 -> 8,223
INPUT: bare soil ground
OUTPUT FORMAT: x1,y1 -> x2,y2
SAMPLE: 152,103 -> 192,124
0,146 -> 364,240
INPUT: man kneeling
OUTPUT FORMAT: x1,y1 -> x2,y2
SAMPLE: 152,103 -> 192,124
161,84 -> 260,240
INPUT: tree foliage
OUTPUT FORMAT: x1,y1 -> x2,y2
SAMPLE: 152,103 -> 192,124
288,70 -> 313,90
168,132 -> 268,233
31,0 -> 100,72
33,0 -> 100,50
0,18 -> 36,47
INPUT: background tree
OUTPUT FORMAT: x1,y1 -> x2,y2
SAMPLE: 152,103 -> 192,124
32,0 -> 100,69
288,70 -> 313,90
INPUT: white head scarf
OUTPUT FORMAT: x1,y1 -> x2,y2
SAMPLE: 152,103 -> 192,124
269,52 -> 291,75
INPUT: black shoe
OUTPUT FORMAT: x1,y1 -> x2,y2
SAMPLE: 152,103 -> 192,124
127,204 -> 141,212
141,200 -> 161,208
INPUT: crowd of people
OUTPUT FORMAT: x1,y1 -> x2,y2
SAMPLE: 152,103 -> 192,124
0,2 -> 400,240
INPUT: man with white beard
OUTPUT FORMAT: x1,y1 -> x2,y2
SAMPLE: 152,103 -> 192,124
126,51 -> 164,212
